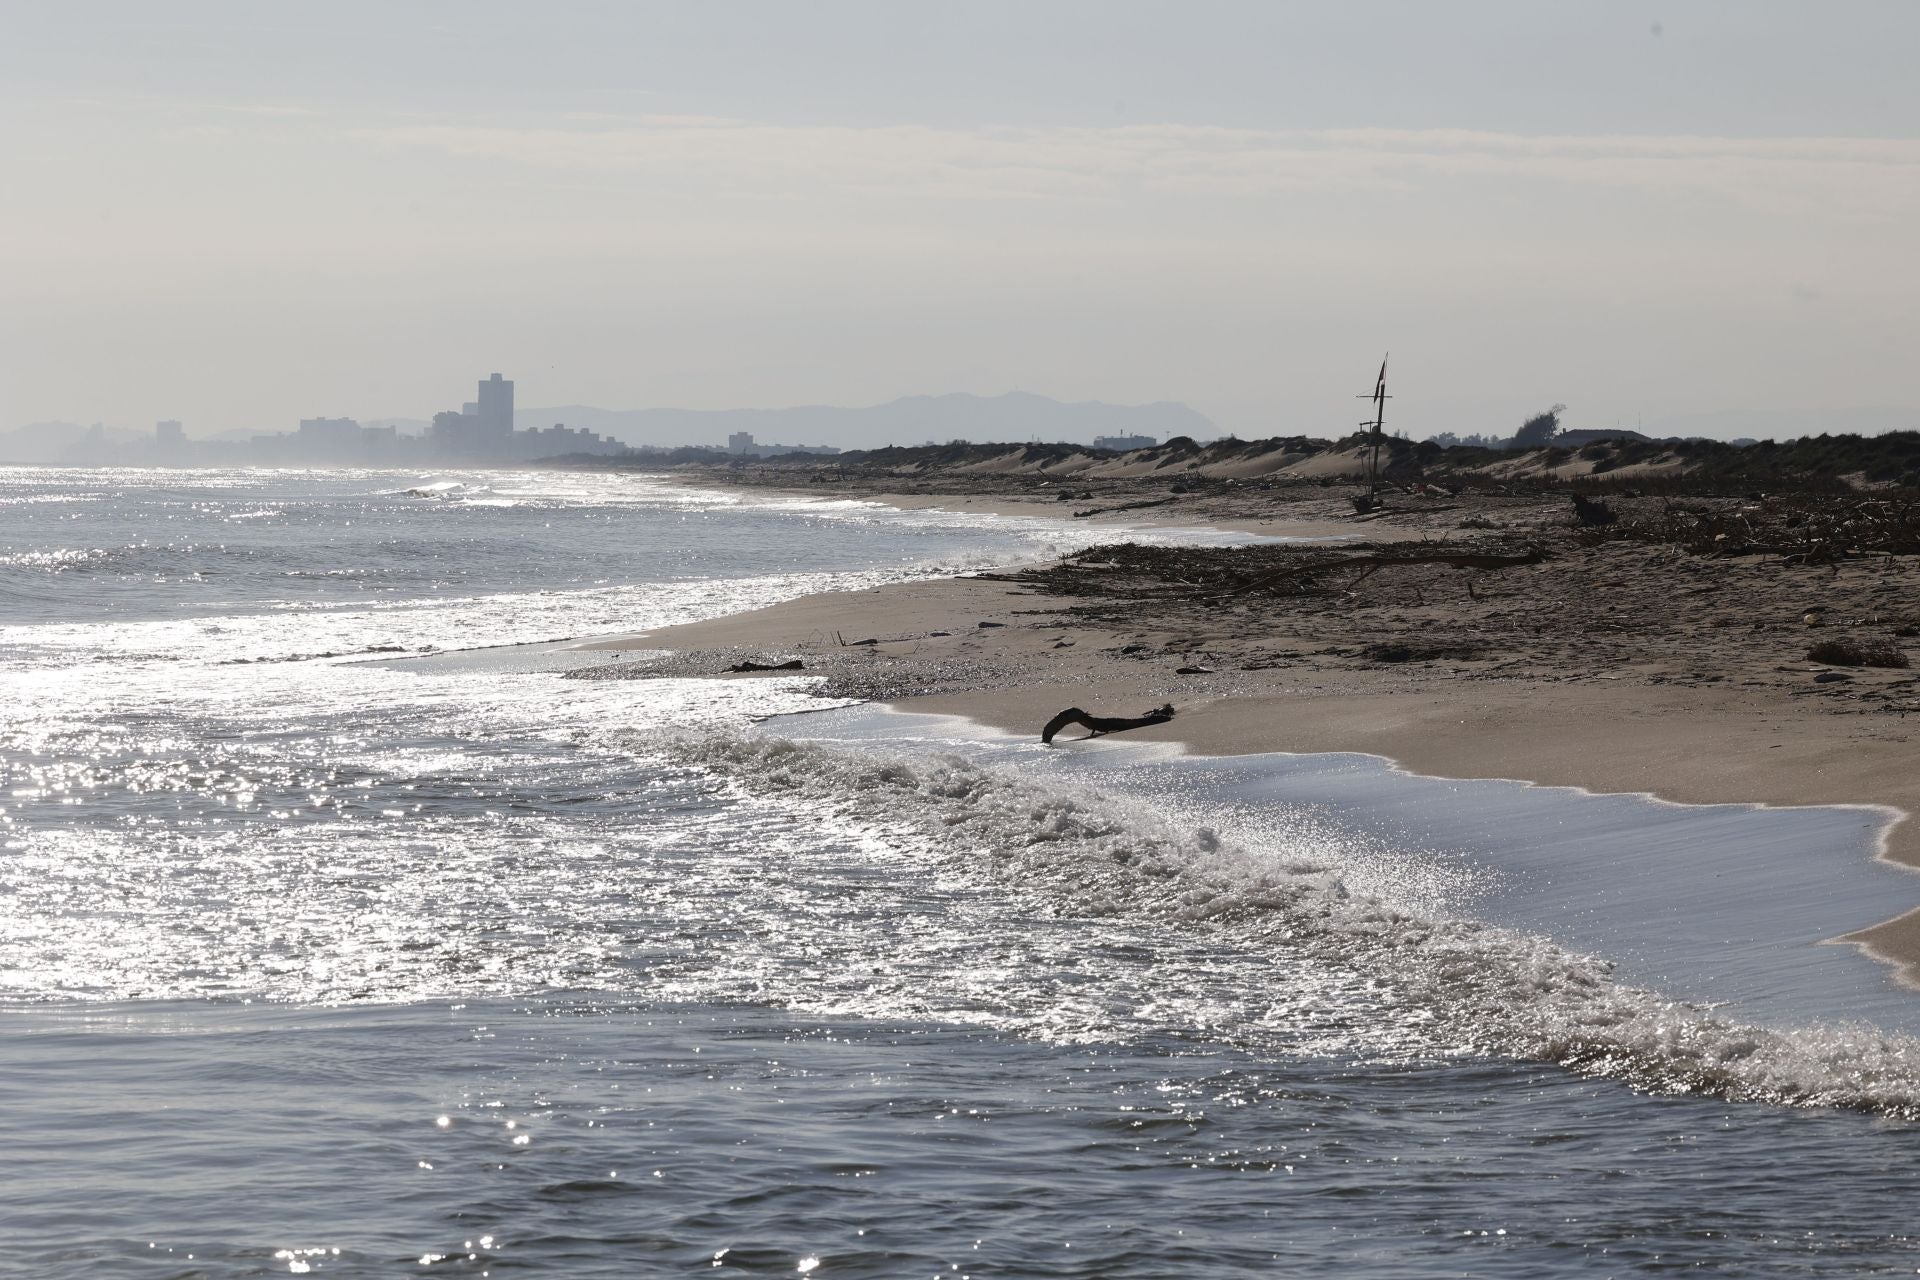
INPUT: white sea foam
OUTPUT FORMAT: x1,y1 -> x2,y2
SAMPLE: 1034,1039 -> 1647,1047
660,731 -> 1920,1118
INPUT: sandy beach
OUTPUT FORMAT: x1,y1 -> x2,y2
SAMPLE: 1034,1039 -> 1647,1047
573,481 -> 1920,984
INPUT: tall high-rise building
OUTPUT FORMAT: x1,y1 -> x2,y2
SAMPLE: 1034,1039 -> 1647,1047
476,373 -> 514,437
423,371 -> 620,461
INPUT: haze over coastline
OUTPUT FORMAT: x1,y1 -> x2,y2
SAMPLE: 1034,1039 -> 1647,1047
4,2 -> 1918,442
0,389 -> 1217,465
10,393 -> 1920,462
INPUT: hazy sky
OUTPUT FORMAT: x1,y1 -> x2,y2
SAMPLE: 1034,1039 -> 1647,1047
3,1 -> 1917,439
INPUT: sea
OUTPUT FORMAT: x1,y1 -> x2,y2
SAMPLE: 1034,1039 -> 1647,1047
3,465 -> 1920,1278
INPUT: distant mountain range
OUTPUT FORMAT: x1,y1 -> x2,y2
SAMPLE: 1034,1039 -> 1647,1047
514,391 -> 1216,452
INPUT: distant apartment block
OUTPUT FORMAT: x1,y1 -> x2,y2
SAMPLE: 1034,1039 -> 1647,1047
252,416 -> 398,463
430,372 -> 518,457
476,371 -> 513,435
154,420 -> 185,449
725,431 -> 840,458
298,416 -> 363,444
1093,434 -> 1157,452
521,422 -> 624,454
428,373 -> 624,462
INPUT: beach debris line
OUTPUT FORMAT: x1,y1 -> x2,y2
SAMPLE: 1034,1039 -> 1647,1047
1040,703 -> 1176,745
1000,539 -> 1548,605
1574,494 -> 1920,563
1807,638 -> 1910,669
1359,640 -> 1484,664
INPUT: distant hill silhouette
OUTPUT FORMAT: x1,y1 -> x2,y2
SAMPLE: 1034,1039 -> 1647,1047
1643,406 -> 1920,442
516,391 -> 1214,452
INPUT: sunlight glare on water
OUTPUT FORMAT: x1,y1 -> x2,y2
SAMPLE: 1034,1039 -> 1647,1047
4,468 -> 1920,1277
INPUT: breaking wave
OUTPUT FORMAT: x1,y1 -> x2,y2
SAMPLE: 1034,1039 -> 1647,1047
659,731 -> 1920,1119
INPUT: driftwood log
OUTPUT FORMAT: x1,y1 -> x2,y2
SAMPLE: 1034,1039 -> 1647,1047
1041,703 -> 1176,745
1073,495 -> 1180,520
727,659 -> 804,673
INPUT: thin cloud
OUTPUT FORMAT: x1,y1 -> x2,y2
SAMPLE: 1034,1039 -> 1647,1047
351,116 -> 1920,215
202,102 -> 328,118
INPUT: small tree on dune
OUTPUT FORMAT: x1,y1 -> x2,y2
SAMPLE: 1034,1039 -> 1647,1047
1513,404 -> 1566,449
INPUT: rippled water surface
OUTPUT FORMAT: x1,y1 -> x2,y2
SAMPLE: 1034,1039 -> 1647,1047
11,1001 -> 1920,1279
4,466 -> 1920,1277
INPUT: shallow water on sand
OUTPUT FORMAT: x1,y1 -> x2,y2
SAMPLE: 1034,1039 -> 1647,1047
5,467 -> 1920,1277
798,705 -> 1918,1037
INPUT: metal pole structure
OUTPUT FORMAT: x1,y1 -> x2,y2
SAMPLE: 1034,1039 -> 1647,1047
1359,355 -> 1389,504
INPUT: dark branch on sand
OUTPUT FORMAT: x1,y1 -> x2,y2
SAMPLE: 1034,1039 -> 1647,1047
1040,703 -> 1176,745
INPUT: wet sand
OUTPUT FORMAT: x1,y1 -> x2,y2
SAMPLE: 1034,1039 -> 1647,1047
569,486 -> 1920,984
